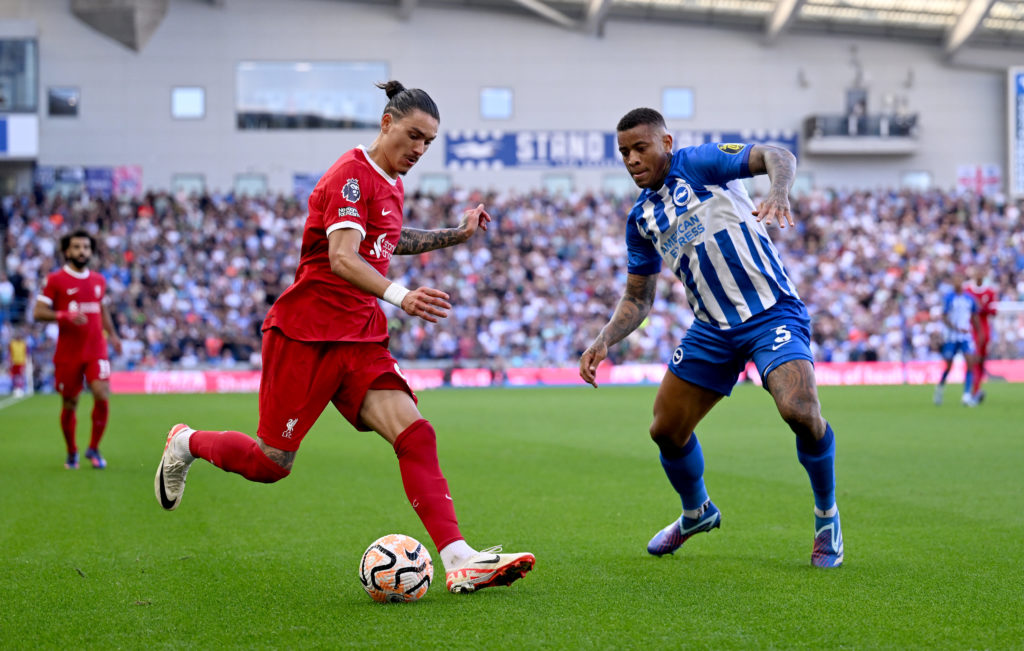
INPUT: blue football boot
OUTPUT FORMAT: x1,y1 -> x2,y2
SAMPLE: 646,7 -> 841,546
812,506 -> 844,568
647,500 -> 721,556
84,447 -> 107,469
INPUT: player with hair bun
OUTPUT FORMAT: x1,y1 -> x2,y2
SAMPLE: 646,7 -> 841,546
156,80 -> 534,594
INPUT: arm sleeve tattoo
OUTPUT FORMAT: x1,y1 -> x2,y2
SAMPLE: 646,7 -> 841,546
394,227 -> 463,255
597,274 -> 658,348
762,147 -> 796,194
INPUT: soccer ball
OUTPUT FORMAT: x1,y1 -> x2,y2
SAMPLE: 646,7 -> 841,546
359,534 -> 433,603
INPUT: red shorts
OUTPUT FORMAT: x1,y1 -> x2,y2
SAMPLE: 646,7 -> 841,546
257,328 -> 416,451
54,359 -> 111,399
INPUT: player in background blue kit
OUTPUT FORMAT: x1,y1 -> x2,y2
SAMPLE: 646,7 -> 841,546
579,108 -> 842,568
933,272 -> 980,407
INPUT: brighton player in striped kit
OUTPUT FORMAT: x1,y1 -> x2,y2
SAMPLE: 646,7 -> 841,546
580,108 -> 842,567
934,272 -> 980,407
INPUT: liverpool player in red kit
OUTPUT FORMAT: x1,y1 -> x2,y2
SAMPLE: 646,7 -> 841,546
34,231 -> 121,469
155,81 -> 534,594
964,267 -> 998,403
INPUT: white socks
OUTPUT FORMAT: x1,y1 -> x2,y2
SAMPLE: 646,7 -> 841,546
439,539 -> 477,571
815,504 -> 838,518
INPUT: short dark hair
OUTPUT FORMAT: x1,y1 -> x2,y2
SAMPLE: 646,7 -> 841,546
617,107 -> 666,132
60,229 -> 96,256
376,80 -> 440,122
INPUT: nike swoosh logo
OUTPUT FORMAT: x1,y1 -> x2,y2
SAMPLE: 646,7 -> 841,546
158,466 -> 175,509
382,209 -> 392,215
67,288 -> 79,295
771,341 -> 790,351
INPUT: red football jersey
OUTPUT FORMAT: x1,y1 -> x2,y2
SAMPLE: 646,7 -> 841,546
964,282 -> 998,323
38,266 -> 109,363
264,146 -> 404,342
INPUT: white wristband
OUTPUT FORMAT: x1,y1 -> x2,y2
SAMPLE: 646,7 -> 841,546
382,283 -> 411,308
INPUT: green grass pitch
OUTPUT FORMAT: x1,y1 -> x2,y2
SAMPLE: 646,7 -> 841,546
1,383 -> 1022,649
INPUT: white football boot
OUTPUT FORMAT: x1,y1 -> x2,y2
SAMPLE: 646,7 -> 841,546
445,546 -> 535,594
155,423 -> 196,511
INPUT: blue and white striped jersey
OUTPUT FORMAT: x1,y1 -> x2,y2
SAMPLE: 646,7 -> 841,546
942,291 -> 977,343
625,142 -> 799,330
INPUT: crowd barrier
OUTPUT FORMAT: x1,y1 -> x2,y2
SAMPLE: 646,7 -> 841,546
108,360 -> 1024,394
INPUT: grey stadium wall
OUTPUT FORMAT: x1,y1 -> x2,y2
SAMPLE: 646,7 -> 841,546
0,0 -> 1017,195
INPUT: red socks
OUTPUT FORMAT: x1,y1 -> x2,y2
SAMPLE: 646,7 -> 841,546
972,362 -> 984,395
89,399 -> 108,450
61,399 -> 109,454
393,419 -> 462,551
188,430 -> 290,484
60,407 -> 76,454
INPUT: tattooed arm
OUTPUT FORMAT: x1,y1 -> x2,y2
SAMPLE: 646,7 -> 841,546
748,144 -> 797,229
579,273 -> 658,387
395,203 -> 491,254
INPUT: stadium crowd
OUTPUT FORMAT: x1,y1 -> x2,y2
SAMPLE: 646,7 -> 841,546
1,185 -> 1022,391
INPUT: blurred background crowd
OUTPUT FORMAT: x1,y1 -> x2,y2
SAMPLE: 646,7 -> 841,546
1,186 -> 1021,392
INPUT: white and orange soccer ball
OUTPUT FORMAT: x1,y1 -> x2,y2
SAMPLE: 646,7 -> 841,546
359,534 -> 433,603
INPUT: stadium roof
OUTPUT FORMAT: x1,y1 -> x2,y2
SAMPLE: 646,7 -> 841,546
365,0 -> 1024,55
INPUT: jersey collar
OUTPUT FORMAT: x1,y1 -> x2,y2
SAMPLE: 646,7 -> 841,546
62,265 -> 90,280
357,146 -> 399,186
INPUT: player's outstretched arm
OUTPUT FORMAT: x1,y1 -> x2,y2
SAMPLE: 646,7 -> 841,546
328,228 -> 452,323
394,203 -> 491,255
748,145 -> 796,229
579,273 -> 657,388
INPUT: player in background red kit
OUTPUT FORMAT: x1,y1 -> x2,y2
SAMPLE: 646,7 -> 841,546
8,327 -> 29,397
33,230 -> 122,469
155,80 -> 534,595
964,267 -> 998,403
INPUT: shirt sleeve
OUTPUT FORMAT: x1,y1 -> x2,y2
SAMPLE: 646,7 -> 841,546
37,274 -> 56,307
685,142 -> 753,186
625,206 -> 662,275
321,164 -> 371,240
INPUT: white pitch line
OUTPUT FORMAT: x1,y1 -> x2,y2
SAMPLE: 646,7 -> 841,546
0,394 -> 29,410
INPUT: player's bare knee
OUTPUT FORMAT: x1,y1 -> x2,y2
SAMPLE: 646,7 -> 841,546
252,450 -> 292,483
778,396 -> 822,436
257,441 -> 296,477
649,421 -> 692,452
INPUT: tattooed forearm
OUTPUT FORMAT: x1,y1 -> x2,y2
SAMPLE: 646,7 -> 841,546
763,146 -> 796,195
394,227 -> 464,255
597,274 -> 657,348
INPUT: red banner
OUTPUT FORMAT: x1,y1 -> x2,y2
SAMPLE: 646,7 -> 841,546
108,360 -> 1024,395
